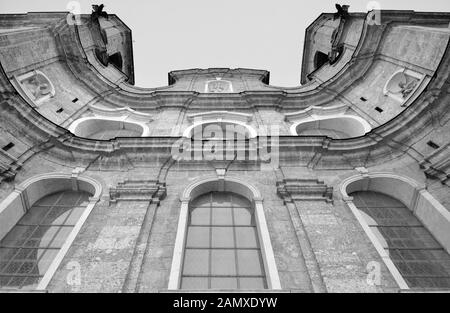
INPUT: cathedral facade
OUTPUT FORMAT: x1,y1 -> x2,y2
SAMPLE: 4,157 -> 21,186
0,6 -> 449,293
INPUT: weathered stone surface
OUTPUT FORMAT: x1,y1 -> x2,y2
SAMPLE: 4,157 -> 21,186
0,8 -> 449,293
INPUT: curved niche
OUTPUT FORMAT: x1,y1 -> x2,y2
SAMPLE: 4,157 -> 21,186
69,118 -> 145,140
286,104 -> 372,139
187,121 -> 255,140
183,111 -> 257,139
293,116 -> 369,139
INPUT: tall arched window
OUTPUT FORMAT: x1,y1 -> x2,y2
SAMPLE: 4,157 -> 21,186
169,176 -> 281,290
191,122 -> 252,140
0,173 -> 101,291
342,173 -> 450,290
81,121 -> 142,140
183,120 -> 257,139
383,68 -> 424,104
351,191 -> 450,289
0,190 -> 91,290
181,191 -> 266,290
16,70 -> 56,105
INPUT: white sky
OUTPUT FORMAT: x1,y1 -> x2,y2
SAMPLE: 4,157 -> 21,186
1,0 -> 449,87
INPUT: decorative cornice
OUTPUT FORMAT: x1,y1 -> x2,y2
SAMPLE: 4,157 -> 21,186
186,111 -> 253,123
88,104 -> 152,122
420,143 -> 450,185
109,179 -> 167,203
277,178 -> 333,203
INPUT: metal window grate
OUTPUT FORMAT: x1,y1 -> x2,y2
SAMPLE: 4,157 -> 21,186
350,190 -> 450,289
0,190 -> 90,290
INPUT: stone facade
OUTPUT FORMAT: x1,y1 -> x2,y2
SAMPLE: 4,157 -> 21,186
0,8 -> 449,293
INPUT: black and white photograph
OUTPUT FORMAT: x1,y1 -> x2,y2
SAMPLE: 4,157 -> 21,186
0,0 -> 449,308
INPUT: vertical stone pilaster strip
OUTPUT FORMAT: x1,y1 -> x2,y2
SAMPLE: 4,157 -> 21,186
122,200 -> 159,293
284,200 -> 327,293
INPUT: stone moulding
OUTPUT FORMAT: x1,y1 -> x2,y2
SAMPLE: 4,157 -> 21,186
284,104 -> 372,137
284,104 -> 351,122
168,174 -> 281,291
186,111 -> 253,124
109,179 -> 167,203
340,171 -> 450,290
419,143 -> 450,185
13,70 -> 56,107
182,111 -> 256,138
67,104 -> 153,138
88,103 -> 153,122
0,172 -> 102,291
277,178 -> 333,203
204,79 -> 233,93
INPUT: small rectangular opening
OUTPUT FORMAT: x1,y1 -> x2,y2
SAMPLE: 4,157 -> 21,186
360,97 -> 367,102
56,108 -> 64,113
375,107 -> 383,113
427,141 -> 440,149
72,98 -> 79,103
2,142 -> 14,151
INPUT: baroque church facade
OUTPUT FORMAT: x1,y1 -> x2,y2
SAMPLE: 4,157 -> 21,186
0,6 -> 449,292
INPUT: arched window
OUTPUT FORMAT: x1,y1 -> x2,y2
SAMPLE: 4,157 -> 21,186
350,190 -> 450,289
341,173 -> 450,290
168,176 -> 281,290
181,191 -> 266,290
0,190 -> 91,290
0,173 -> 101,291
191,122 -> 252,140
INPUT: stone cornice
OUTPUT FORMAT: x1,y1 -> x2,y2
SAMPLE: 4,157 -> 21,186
0,11 -> 449,175
109,179 -> 167,203
277,178 -> 333,203
420,143 -> 450,185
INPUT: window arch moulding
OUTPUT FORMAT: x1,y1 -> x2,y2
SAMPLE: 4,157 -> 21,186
0,172 -> 102,291
204,78 -> 233,93
285,104 -> 372,138
168,175 -> 281,291
68,104 -> 152,139
340,172 -> 450,290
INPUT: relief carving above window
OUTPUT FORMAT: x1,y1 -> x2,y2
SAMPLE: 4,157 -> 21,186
205,78 -> 233,93
383,69 -> 425,105
16,70 -> 56,105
